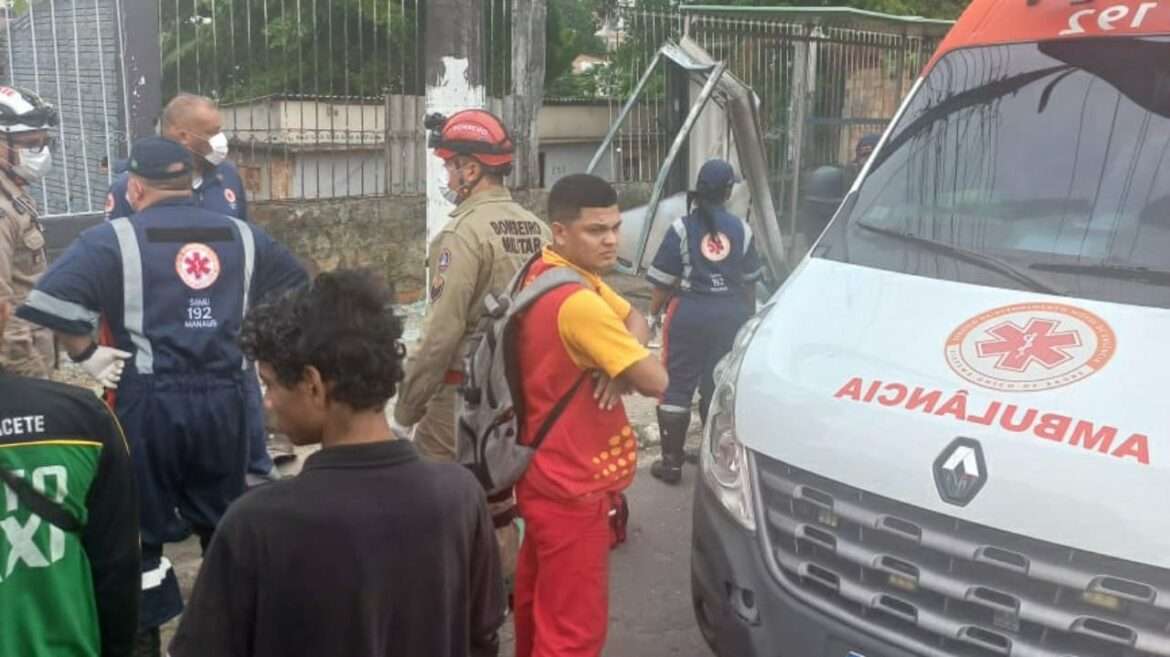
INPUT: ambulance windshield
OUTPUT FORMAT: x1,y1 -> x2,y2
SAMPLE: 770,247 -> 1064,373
818,36 -> 1170,309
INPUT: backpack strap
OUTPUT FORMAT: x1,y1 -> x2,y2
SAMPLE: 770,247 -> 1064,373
503,257 -> 592,449
0,467 -> 82,533
507,267 -> 589,318
528,371 -> 590,451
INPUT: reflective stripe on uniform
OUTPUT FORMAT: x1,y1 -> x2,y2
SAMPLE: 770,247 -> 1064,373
742,223 -> 764,282
230,219 -> 255,371
141,556 -> 173,590
23,289 -> 99,326
646,266 -> 680,288
673,218 -> 692,291
110,218 -> 153,374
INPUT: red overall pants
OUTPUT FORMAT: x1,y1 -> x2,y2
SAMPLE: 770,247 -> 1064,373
513,485 -> 613,657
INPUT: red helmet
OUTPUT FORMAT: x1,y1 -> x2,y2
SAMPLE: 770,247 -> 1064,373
428,109 -> 513,168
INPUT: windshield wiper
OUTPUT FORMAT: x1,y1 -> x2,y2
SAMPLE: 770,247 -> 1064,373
855,221 -> 1065,295
1030,262 -> 1170,286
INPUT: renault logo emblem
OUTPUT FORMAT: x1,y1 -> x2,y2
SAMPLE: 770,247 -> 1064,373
933,437 -> 987,507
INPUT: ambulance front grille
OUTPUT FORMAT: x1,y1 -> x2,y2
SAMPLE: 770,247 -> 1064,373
755,454 -> 1170,657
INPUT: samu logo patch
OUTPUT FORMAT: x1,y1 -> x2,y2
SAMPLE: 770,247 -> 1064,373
176,243 -> 222,290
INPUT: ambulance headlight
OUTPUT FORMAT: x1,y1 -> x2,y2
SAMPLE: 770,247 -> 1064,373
702,381 -> 756,531
701,304 -> 772,532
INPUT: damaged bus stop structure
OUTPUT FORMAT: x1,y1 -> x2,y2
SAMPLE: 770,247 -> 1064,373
594,6 -> 952,282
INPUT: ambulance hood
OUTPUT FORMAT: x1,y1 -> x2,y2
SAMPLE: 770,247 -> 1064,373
736,257 -> 1170,567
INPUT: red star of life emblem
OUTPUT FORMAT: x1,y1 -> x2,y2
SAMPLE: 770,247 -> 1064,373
701,232 -> 730,262
975,318 -> 1081,372
176,243 -> 221,290
185,252 -> 212,279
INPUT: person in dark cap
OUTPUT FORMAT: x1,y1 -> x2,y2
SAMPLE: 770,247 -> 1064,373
854,133 -> 881,167
107,93 -> 287,498
645,159 -> 765,484
846,132 -> 882,186
17,135 -> 308,657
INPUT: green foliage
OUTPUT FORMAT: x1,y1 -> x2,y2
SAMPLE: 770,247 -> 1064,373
160,0 -> 422,102
547,0 -> 607,84
545,0 -> 964,100
687,0 -> 964,20
159,0 -> 963,104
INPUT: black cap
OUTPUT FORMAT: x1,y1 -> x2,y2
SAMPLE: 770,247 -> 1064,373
856,133 -> 881,155
696,159 -> 739,194
127,136 -> 193,180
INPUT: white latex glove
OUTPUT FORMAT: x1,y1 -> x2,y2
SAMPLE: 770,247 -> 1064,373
647,314 -> 663,349
79,346 -> 131,388
390,417 -> 414,441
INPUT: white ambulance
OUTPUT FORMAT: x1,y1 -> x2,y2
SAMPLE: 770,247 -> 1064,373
691,2 -> 1170,657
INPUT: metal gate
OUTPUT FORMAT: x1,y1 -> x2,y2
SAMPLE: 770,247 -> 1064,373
157,0 -> 520,201
1,0 -> 128,223
598,6 -> 948,238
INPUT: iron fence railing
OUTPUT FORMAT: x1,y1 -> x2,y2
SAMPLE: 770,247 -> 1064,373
157,0 -> 524,201
594,8 -> 940,188
1,0 -> 126,217
1,1 -> 944,211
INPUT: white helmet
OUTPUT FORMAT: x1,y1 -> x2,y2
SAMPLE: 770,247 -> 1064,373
0,86 -> 57,181
0,86 -> 57,134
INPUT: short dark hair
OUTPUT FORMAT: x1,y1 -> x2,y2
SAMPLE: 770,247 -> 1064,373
547,174 -> 618,223
240,270 -> 406,412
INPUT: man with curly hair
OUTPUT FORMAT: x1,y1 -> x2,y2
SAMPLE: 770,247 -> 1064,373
169,270 -> 507,657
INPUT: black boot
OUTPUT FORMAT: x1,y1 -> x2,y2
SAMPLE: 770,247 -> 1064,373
651,408 -> 689,484
132,627 -> 160,657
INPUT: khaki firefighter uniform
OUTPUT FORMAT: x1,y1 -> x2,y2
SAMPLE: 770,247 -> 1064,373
394,187 -> 550,587
0,171 -> 52,377
395,187 -> 551,460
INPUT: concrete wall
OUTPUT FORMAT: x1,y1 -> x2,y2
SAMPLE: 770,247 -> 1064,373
250,183 -> 653,304
249,195 -> 427,304
541,141 -> 612,188
233,149 -> 386,201
836,64 -> 913,162
222,97 -> 386,146
236,141 -> 629,202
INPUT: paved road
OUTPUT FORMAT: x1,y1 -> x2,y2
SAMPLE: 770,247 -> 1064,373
600,464 -> 714,657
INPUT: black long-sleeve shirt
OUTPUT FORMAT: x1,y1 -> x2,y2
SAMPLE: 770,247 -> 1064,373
169,439 -> 506,657
0,375 -> 140,657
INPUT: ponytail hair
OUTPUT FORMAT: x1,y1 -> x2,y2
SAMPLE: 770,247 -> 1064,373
687,185 -> 730,248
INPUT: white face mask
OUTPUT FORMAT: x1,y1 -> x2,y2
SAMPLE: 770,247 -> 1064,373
13,147 -> 51,181
439,164 -> 460,205
204,132 -> 229,166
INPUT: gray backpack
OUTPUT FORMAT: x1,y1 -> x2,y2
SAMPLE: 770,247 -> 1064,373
456,254 -> 590,496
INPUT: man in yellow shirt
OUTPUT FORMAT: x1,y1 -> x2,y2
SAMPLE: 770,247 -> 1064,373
513,174 -> 668,657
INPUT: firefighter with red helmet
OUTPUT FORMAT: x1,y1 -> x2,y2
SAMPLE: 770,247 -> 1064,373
392,108 -> 551,584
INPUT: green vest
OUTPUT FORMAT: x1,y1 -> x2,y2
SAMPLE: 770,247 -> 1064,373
1,382 -> 113,657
